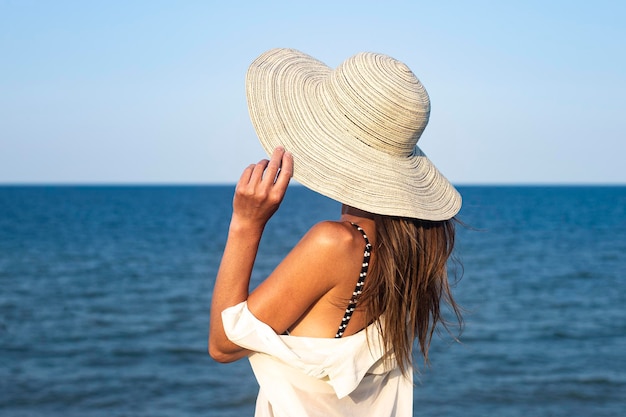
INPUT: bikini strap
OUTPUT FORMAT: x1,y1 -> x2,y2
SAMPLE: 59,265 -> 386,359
335,222 -> 372,338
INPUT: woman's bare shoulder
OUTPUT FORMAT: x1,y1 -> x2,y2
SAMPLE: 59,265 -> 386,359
301,220 -> 362,254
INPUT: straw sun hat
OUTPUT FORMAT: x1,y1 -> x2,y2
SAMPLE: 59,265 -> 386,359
246,48 -> 461,221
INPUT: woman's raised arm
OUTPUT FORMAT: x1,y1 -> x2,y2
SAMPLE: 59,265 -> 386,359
208,147 -> 293,362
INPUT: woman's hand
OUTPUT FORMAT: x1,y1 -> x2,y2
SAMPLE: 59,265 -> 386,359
231,147 -> 294,231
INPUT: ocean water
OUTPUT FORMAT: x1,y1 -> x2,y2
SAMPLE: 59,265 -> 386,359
0,185 -> 624,417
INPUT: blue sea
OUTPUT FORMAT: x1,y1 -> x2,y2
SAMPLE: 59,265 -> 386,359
0,185 -> 624,417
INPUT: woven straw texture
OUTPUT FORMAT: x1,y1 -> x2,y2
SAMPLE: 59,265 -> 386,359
246,48 -> 461,220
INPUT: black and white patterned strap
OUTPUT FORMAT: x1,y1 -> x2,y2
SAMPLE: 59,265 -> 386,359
335,223 -> 372,338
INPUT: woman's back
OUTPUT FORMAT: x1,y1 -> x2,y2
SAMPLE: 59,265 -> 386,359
250,219 -> 375,339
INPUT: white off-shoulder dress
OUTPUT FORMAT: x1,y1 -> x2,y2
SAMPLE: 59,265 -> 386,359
222,301 -> 413,417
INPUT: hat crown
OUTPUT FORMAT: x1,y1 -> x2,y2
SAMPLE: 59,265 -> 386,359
325,52 -> 430,157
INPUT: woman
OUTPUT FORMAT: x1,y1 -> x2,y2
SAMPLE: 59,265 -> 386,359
209,48 -> 462,417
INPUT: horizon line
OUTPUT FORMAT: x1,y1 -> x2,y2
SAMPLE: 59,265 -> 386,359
1,182 -> 625,187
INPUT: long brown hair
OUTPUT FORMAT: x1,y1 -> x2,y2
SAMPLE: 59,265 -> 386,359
361,215 -> 462,375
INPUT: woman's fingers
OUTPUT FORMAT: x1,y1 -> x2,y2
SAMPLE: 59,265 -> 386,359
264,148 -> 293,203
234,147 -> 293,216
242,146 -> 287,188
238,164 -> 256,186
250,159 -> 270,185
273,150 -> 293,195
262,147 -> 286,185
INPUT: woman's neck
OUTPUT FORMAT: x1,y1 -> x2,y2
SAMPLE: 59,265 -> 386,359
340,205 -> 376,229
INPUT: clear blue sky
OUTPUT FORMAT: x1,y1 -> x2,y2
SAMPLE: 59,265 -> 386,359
1,0 -> 625,184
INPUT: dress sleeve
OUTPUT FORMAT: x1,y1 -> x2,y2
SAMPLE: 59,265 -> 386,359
221,301 -> 300,360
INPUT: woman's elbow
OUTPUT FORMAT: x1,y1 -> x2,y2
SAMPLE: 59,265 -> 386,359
209,347 -> 235,363
208,340 -> 247,363
208,341 -> 231,363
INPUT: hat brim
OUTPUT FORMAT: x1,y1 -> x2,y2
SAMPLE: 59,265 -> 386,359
246,48 -> 461,221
